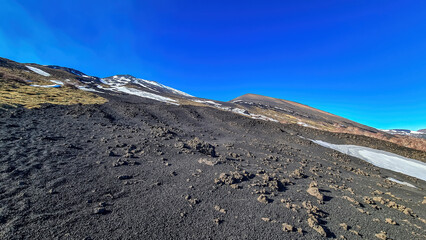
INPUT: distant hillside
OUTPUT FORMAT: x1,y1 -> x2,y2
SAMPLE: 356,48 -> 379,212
230,93 -> 426,152
1,56 -> 425,152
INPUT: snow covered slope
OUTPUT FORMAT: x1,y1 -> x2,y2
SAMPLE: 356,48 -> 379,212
312,140 -> 426,181
101,75 -> 193,97
381,129 -> 426,139
97,85 -> 178,105
26,66 -> 51,77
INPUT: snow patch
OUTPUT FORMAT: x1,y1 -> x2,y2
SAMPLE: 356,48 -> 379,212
381,129 -> 426,136
99,85 -> 178,105
387,178 -> 417,188
312,140 -> 426,181
297,121 -> 317,129
193,100 -> 222,107
99,78 -> 109,85
30,80 -> 64,88
78,86 -> 102,93
50,80 -> 64,85
142,80 -> 193,97
250,115 -> 279,122
297,121 -> 309,127
30,84 -> 61,88
101,76 -> 192,97
26,66 -> 51,77
231,100 -> 254,105
193,100 -> 278,122
231,108 -> 249,115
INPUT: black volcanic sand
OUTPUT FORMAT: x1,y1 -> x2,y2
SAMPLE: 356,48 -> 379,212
1,94 -> 425,240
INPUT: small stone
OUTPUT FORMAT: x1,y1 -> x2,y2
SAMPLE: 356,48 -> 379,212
185,195 -> 200,205
214,205 -> 227,213
257,194 -> 271,204
385,218 -> 397,225
307,181 -> 324,201
198,158 -> 217,166
290,169 -> 306,179
93,207 -> 108,214
349,229 -> 360,236
113,158 -> 128,167
339,223 -> 349,231
118,175 -> 132,180
307,216 -> 327,237
357,208 -> 368,214
213,218 -> 223,225
375,231 -> 388,240
282,223 -> 295,232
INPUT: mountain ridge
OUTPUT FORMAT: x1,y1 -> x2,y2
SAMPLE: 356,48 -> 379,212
232,93 -> 340,118
1,56 -> 426,239
1,56 -> 425,152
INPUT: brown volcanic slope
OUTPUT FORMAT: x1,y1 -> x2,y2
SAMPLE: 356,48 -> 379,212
230,93 -> 426,152
231,93 -> 375,130
234,93 -> 338,117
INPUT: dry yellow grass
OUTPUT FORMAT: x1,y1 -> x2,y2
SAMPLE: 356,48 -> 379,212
0,72 -> 107,109
174,98 -> 206,107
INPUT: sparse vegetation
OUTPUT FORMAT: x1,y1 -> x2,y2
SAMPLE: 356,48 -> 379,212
0,68 -> 107,109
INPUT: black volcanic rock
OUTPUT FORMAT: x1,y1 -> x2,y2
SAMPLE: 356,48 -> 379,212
1,93 -> 425,240
1,57 -> 426,240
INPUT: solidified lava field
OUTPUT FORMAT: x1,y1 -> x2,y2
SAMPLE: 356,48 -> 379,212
1,94 -> 425,239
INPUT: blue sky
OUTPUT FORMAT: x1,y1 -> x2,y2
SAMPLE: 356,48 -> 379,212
1,0 -> 425,130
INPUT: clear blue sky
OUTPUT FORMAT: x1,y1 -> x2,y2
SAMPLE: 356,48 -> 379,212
1,0 -> 425,130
